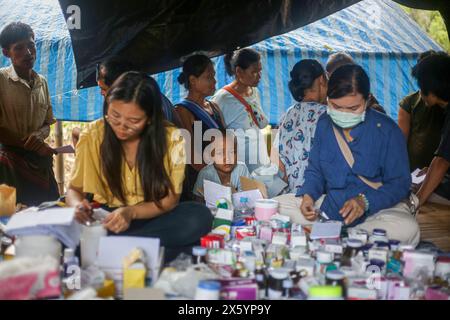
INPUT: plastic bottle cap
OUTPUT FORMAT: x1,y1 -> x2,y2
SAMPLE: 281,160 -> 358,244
309,285 -> 343,298
282,279 -> 293,289
325,263 -> 338,273
347,239 -> 363,248
326,270 -> 345,280
389,240 -> 401,250
316,250 -> 333,264
192,246 -> 207,256
369,259 -> 385,268
64,248 -> 75,258
269,268 -> 289,280
374,241 -> 390,249
373,229 -> 387,236
361,244 -> 373,252
198,280 -> 221,291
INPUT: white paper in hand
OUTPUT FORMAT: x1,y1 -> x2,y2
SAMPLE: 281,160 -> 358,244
203,180 -> 232,208
411,168 -> 426,185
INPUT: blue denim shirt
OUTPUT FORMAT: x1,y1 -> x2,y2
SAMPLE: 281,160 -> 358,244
296,108 -> 411,226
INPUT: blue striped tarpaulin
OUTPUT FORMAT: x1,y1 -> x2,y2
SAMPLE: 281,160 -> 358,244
0,0 -> 443,123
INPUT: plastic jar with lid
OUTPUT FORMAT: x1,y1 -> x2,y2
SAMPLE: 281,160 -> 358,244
366,258 -> 386,275
325,270 -> 345,287
316,250 -> 334,275
195,280 -> 221,300
268,268 -> 289,299
369,229 -> 389,244
325,269 -> 346,297
360,243 -> 373,258
341,239 -> 363,267
192,246 -> 208,265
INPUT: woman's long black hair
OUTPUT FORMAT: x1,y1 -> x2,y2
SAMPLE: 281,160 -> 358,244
100,71 -> 173,207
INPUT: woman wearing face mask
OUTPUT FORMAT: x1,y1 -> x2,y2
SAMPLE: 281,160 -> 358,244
66,71 -> 213,262
212,48 -> 269,172
279,64 -> 420,246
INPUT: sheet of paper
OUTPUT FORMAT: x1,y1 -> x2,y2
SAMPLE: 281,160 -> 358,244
411,168 -> 426,185
203,180 -> 232,208
97,236 -> 161,285
5,207 -> 75,231
240,176 -> 268,199
310,221 -> 342,240
5,207 -> 80,248
232,189 -> 264,208
54,144 -> 75,154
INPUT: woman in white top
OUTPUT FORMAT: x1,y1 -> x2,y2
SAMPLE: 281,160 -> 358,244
212,48 -> 269,172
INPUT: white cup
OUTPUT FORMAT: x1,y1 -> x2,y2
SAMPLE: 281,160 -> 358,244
80,223 -> 107,268
255,199 -> 279,221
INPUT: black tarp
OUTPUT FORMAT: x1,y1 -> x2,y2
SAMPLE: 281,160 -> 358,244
58,0 -> 449,89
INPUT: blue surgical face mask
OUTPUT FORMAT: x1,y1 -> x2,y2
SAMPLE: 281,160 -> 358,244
327,105 -> 366,128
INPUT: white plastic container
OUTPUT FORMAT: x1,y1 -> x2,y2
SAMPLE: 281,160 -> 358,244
194,280 -> 221,300
255,199 -> 279,221
15,235 -> 62,260
80,223 -> 107,268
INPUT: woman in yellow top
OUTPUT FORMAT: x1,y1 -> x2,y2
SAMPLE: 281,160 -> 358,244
66,71 -> 213,261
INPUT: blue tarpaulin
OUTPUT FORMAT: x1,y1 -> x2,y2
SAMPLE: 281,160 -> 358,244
0,0 -> 443,123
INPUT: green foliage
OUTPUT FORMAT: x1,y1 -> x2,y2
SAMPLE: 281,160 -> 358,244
401,6 -> 450,52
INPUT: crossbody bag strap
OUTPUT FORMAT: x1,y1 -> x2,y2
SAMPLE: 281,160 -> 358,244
332,125 -> 383,190
223,85 -> 259,127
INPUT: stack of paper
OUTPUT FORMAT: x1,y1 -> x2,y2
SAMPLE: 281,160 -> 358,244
5,207 -> 81,248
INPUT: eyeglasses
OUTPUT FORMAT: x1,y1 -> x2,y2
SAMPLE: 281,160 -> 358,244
105,114 -> 148,133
